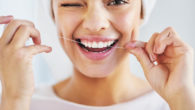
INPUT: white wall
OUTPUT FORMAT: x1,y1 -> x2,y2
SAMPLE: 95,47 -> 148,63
0,0 -> 195,86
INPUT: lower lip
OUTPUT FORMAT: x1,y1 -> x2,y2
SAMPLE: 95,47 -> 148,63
77,43 -> 117,60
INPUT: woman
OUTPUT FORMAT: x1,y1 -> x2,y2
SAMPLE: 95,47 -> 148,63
0,0 -> 195,110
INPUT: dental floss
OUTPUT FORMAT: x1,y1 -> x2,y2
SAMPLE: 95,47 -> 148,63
59,37 -> 126,49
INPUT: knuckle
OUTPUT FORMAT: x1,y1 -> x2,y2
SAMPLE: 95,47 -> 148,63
147,33 -> 158,50
153,32 -> 159,36
152,33 -> 159,39
22,20 -> 35,27
166,26 -> 175,31
166,27 -> 177,36
11,19 -> 22,26
19,25 -> 31,32
27,21 -> 35,27
10,19 -> 35,27
13,49 -> 27,60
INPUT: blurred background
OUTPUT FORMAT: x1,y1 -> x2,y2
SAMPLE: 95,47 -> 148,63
0,0 -> 195,87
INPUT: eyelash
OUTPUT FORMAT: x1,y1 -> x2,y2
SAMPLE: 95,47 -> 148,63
60,0 -> 129,8
61,3 -> 82,7
108,0 -> 129,6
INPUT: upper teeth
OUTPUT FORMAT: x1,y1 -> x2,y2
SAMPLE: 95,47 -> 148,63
81,40 -> 115,48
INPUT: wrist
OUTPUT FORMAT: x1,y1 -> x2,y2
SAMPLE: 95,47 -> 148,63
1,93 -> 32,110
167,87 -> 195,110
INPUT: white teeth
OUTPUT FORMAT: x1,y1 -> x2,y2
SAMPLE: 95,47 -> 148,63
98,42 -> 104,48
92,42 -> 98,48
109,41 -> 114,46
104,42 -> 108,47
82,41 -> 88,47
87,42 -> 92,48
81,40 -> 116,48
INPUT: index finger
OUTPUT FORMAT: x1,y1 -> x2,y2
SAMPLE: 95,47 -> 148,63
0,16 -> 13,24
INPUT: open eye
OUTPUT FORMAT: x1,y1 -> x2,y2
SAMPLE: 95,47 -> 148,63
108,0 -> 129,6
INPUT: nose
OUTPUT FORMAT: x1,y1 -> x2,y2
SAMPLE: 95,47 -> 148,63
82,5 -> 109,32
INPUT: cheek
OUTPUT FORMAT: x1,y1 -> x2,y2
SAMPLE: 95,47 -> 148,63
55,11 -> 83,63
56,11 -> 83,38
111,10 -> 138,46
114,10 -> 137,35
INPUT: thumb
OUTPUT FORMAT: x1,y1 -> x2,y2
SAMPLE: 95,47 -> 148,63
25,45 -> 52,55
125,41 -> 155,73
0,15 -> 13,24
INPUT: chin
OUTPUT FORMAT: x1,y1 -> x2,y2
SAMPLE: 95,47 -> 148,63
83,72 -> 112,78
77,64 -> 115,78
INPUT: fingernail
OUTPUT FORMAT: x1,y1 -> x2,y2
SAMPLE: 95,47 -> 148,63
5,15 -> 14,20
152,54 -> 157,61
149,54 -> 153,61
149,53 -> 156,62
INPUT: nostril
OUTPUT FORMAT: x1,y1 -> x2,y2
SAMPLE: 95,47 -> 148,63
82,16 -> 109,32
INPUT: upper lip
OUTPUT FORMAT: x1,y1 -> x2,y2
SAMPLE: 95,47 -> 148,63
74,35 -> 119,42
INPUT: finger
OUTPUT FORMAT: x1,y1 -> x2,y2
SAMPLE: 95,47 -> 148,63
157,54 -> 174,64
125,41 -> 155,73
0,19 -> 35,46
0,16 -> 13,24
145,33 -> 159,62
153,27 -> 183,55
125,41 -> 146,49
24,45 -> 52,56
10,25 -> 41,48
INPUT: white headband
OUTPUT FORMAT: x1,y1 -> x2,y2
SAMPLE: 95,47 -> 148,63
141,0 -> 156,26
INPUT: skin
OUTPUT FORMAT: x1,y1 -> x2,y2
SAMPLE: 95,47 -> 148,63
0,0 -> 194,110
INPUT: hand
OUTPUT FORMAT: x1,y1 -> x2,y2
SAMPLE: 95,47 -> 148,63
0,17 -> 52,100
125,27 -> 195,110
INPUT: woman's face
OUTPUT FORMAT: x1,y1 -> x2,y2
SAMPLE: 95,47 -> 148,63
52,0 -> 142,78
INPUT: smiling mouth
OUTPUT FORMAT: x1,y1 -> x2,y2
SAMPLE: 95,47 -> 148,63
75,39 -> 119,53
